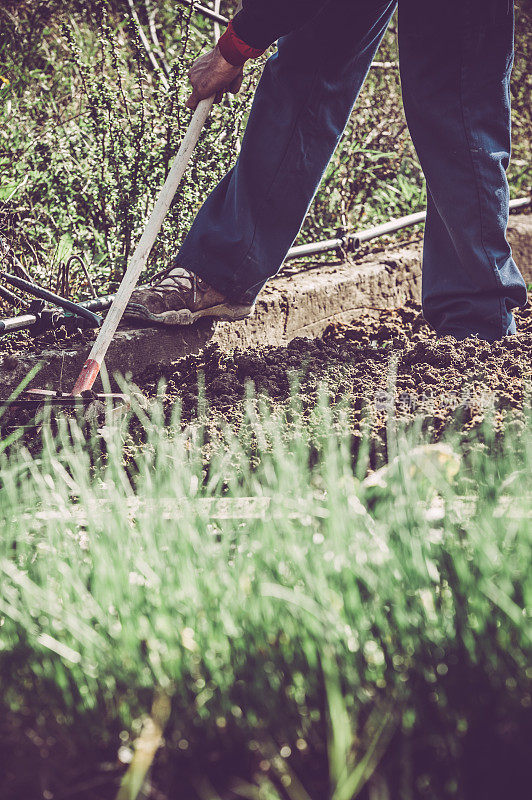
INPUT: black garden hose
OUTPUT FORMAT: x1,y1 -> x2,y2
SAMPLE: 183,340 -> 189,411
1,273 -> 103,328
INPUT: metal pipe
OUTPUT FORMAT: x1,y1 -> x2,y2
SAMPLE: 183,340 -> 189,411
0,295 -> 145,338
67,255 -> 97,299
0,296 -> 114,337
287,235 -> 345,260
0,197 -> 528,336
355,210 -> 427,245
286,211 -> 427,260
286,196 -> 530,261
509,196 -> 531,211
177,0 -> 228,26
1,273 -> 103,328
0,293 -> 120,338
0,314 -> 38,334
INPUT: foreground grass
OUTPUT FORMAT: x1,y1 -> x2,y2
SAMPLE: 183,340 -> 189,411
0,394 -> 530,799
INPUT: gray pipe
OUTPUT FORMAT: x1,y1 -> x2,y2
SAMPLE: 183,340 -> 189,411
0,315 -> 38,334
286,196 -> 530,260
177,0 -> 228,26
2,199 -> 528,335
508,196 -> 531,211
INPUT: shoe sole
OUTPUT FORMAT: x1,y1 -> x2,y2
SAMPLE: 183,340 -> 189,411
125,302 -> 255,326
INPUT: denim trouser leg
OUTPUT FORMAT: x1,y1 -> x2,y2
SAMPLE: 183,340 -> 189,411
179,0 -> 526,339
177,0 -> 397,304
398,0 -> 526,340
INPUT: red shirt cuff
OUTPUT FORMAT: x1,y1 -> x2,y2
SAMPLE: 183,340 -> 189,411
218,20 -> 266,67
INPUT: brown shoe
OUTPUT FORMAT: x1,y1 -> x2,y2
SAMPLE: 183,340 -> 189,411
125,267 -> 254,326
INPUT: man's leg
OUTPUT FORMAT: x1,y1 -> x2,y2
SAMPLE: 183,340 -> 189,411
177,0 -> 397,305
398,0 -> 526,340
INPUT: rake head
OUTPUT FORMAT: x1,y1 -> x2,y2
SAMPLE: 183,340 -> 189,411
1,388 -> 130,434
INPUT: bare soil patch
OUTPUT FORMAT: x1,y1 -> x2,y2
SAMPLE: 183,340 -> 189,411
136,300 -> 532,451
2,298 -> 531,449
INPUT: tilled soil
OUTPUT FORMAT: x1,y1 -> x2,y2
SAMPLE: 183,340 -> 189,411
135,300 -> 532,450
2,299 -> 531,450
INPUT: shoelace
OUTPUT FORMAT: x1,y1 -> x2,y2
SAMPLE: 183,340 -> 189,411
149,266 -> 203,305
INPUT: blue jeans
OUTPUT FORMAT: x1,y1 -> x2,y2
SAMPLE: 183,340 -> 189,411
178,0 -> 527,340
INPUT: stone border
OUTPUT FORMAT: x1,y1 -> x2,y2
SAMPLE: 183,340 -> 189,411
1,213 -> 530,397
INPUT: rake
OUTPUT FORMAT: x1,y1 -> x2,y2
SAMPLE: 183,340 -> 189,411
4,97 -> 215,423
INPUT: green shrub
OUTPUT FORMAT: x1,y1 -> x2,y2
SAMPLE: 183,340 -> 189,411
1,1 -> 529,293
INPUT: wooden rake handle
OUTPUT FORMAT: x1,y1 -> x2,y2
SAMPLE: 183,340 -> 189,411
72,96 -> 215,396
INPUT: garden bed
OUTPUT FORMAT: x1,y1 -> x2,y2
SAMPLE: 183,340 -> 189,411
137,299 -> 532,454
1,212 -> 530,413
